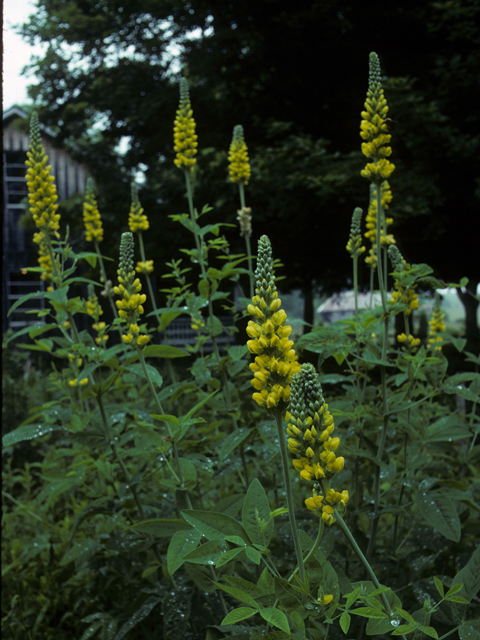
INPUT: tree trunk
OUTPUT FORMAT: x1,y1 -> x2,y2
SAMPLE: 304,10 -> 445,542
457,279 -> 480,343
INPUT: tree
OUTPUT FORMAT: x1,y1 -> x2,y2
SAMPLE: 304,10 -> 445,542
20,0 -> 480,340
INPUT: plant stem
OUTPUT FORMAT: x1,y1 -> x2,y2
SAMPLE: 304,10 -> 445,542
135,345 -> 193,510
275,411 -> 305,586
238,183 -> 254,298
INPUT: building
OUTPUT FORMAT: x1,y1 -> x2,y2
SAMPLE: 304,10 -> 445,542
3,106 -> 89,332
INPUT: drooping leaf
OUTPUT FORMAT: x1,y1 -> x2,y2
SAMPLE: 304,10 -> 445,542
259,608 -> 290,634
2,423 -> 64,448
221,608 -> 258,625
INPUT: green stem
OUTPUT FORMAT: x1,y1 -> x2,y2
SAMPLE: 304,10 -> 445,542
239,183 -> 254,299
137,232 -> 177,384
289,519 -> 325,582
184,171 -> 206,277
275,412 -> 305,586
94,239 -> 119,323
135,345 -> 193,510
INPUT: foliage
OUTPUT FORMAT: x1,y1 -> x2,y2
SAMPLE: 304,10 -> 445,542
18,0 -> 480,319
2,54 -> 480,640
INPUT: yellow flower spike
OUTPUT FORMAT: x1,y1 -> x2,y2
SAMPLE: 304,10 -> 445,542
228,124 -> 251,185
25,113 -> 61,238
83,178 -> 104,242
173,78 -> 198,172
246,236 -> 301,412
428,294 -> 446,352
128,183 -> 149,232
115,232 -> 150,348
346,207 -> 366,257
360,52 -> 395,184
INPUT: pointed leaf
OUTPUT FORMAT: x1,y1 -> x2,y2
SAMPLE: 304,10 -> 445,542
452,544 -> 480,601
143,345 -> 188,358
221,608 -> 258,625
3,424 -> 63,448
415,490 -> 461,542
213,582 -> 259,608
182,510 -> 250,544
128,518 -> 192,537
183,539 -> 228,565
167,528 -> 202,575
242,478 -> 274,549
259,608 -> 290,634
340,612 -> 351,634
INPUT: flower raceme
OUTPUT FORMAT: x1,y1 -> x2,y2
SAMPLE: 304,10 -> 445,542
247,236 -> 301,412
388,246 -> 420,316
83,178 -> 103,242
173,78 -> 198,173
25,113 -> 61,287
85,285 -> 109,346
346,207 -> 366,258
228,125 -> 251,185
26,112 -> 61,238
364,182 -> 394,268
429,296 -> 446,351
360,52 -> 395,184
128,183 -> 149,233
114,232 -> 150,347
287,364 -> 348,526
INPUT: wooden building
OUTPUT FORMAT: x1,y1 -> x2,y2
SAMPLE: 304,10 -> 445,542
3,106 -> 89,332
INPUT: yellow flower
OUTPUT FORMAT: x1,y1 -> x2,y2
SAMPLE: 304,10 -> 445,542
83,178 -> 103,242
364,182 -> 394,267
360,53 -> 395,184
428,296 -> 445,351
173,78 -> 198,172
136,260 -> 154,275
115,233 -> 150,347
128,183 -> 149,232
247,236 -> 301,412
25,112 -> 61,238
288,363 -> 348,526
228,125 -> 251,185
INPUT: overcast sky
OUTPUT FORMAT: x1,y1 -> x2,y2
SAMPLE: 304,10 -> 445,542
3,0 -> 45,110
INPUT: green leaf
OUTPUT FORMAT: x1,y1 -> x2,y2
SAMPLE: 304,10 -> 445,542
415,490 -> 461,542
125,363 -> 163,388
128,518 -> 192,537
317,374 -> 349,384
366,616 -> 398,635
424,415 -> 471,443
242,478 -> 274,549
7,290 -> 45,317
221,608 -> 258,625
143,344 -> 188,358
290,610 -> 305,635
167,528 -> 203,576
350,607 -> 389,619
219,428 -> 251,461
246,546 -> 262,565
2,423 -> 64,448
340,612 -> 351,634
259,608 -> 290,634
179,457 -> 197,490
452,544 -> 480,602
448,595 -> 470,604
418,625 -> 438,639
213,582 -> 259,608
459,621 -> 480,640
183,539 -> 228,565
182,510 -> 251,544
115,595 -> 163,640
216,548 -> 245,568
434,576 -> 444,597
345,587 -> 362,610
446,583 -> 465,597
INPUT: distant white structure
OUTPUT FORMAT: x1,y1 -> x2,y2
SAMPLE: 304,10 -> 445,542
317,290 -> 383,323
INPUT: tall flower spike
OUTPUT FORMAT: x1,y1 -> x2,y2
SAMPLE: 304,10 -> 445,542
428,294 -> 445,351
364,181 -> 394,267
25,112 -> 61,238
388,246 -> 419,315
228,125 -> 251,185
83,178 -> 104,242
85,284 -> 109,346
173,78 -> 198,172
114,232 -> 150,346
287,364 -> 348,526
346,207 -> 366,257
247,236 -> 301,412
360,52 -> 395,184
128,182 -> 149,233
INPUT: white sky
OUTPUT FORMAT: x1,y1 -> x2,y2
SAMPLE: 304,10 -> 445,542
3,0 -> 45,110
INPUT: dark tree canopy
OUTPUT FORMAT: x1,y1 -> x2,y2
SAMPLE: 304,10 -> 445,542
19,0 -> 480,336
